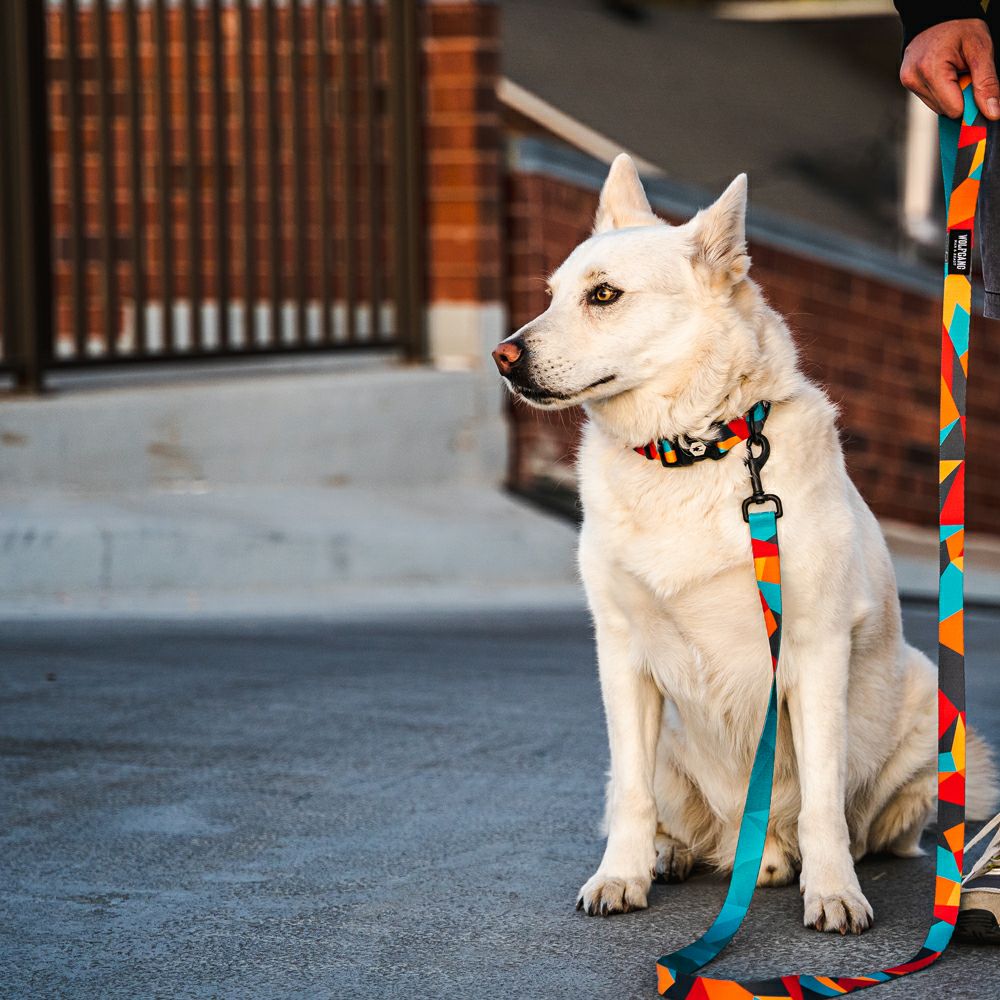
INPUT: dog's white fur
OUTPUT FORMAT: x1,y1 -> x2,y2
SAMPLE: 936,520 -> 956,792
497,155 -> 998,933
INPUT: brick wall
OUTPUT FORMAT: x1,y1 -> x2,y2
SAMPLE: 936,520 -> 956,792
423,2 -> 502,305
504,168 -> 1000,532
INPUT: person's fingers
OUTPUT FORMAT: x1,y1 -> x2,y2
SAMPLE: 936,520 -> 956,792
963,32 -> 1000,119
900,61 -> 942,114
909,79 -> 944,115
921,64 -> 966,118
901,49 -> 964,117
906,63 -> 964,117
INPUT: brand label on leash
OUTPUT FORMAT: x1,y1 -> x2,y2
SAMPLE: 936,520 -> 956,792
949,229 -> 972,275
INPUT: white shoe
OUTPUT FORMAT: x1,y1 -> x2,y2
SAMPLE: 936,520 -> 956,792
957,812 -> 1000,943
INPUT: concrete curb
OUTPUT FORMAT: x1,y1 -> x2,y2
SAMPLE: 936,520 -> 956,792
0,484 -> 582,615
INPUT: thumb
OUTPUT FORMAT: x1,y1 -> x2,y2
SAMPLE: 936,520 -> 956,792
965,33 -> 1000,120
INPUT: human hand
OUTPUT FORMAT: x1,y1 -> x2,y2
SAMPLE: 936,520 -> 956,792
900,18 -> 1000,120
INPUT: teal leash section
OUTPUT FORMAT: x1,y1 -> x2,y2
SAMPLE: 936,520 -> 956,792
656,507 -> 782,978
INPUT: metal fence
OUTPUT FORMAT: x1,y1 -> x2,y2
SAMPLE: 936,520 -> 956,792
0,0 -> 423,392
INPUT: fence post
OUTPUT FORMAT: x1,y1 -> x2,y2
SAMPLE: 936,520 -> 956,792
0,0 -> 52,393
387,0 -> 425,361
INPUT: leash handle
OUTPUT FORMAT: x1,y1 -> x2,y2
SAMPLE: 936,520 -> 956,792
656,79 -> 983,997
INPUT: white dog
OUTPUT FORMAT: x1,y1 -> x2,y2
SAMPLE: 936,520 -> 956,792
492,154 -> 998,934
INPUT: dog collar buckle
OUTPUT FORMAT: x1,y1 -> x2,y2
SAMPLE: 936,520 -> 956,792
632,401 -> 771,470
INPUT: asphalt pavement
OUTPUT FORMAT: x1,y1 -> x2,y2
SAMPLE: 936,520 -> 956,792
2,605 -> 1000,1000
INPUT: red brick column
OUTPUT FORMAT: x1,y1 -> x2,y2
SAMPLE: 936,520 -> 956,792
421,0 -> 506,368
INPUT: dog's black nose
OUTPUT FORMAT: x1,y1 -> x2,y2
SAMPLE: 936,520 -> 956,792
492,338 -> 525,376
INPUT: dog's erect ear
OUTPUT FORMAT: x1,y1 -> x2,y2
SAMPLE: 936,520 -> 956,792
688,174 -> 749,284
592,154 -> 659,234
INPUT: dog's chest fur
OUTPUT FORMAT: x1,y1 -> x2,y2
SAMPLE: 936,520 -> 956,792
582,434 -> 752,592
576,390 -> 852,786
578,424 -> 768,749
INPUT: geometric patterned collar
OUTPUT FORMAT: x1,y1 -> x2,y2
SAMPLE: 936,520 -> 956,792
632,400 -> 771,468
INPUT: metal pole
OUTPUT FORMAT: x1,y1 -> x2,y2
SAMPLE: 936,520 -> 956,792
96,0 -> 118,357
63,0 -> 86,359
362,0 -> 383,341
183,0 -> 204,351
290,0 -> 307,345
313,0 -> 334,344
387,0 -> 425,361
125,0 -> 147,356
210,0 -> 231,351
238,0 -> 256,346
338,0 -> 358,343
402,0 -> 425,360
263,0 -> 281,345
0,0 -> 52,391
155,0 -> 175,352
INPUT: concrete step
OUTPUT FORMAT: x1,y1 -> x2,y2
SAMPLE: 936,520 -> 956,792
0,485 -> 581,611
0,361 -> 505,492
6,491 -> 1000,615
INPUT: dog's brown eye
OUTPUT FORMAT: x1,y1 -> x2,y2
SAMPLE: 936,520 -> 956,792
589,284 -> 621,306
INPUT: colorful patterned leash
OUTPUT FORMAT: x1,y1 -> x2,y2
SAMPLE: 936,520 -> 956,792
656,78 -> 983,999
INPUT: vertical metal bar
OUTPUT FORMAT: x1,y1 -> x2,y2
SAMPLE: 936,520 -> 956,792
338,0 -> 357,342
289,0 -> 306,344
263,0 -> 281,344
64,0 -> 86,358
238,0 -> 255,345
210,0 -> 230,350
183,0 -> 202,350
155,0 -> 175,352
0,89 -> 8,367
387,0 -> 405,354
95,0 -> 118,357
402,0 -> 424,359
125,0 -> 146,355
362,0 -> 381,340
0,0 -> 52,390
313,0 -> 332,344
0,117 -> 8,370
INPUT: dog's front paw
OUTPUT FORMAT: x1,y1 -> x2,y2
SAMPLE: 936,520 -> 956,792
576,871 -> 650,916
802,883 -> 873,935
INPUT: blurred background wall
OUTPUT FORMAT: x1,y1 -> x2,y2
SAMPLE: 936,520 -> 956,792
495,0 -> 1000,533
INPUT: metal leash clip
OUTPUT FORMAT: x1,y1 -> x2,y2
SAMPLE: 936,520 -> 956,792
741,431 -> 783,522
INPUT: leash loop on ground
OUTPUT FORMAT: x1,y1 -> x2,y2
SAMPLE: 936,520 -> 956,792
655,77 -> 981,998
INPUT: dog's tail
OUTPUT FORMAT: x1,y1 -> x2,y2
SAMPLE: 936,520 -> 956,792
967,725 -> 999,822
